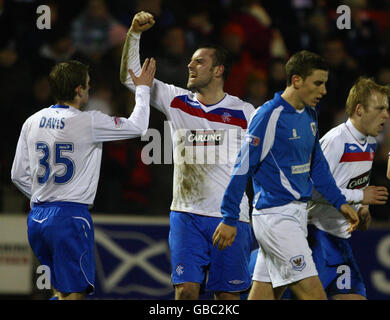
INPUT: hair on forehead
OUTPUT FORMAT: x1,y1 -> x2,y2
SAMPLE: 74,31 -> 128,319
195,44 -> 232,81
285,50 -> 329,86
346,77 -> 390,116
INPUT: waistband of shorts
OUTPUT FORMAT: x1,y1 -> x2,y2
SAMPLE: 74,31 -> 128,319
253,201 -> 307,215
33,201 -> 89,208
170,210 -> 250,224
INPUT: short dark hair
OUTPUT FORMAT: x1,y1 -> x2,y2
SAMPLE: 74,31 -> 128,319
285,50 -> 329,86
197,44 -> 232,81
49,60 -> 89,103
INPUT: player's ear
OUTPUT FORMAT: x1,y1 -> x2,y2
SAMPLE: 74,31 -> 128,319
76,84 -> 84,95
292,75 -> 302,89
355,103 -> 364,117
214,65 -> 224,78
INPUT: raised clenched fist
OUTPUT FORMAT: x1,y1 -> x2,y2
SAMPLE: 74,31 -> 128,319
129,11 -> 155,34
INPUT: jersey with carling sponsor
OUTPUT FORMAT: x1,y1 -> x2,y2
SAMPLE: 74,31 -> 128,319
122,32 -> 255,222
11,86 -> 150,208
308,119 -> 376,238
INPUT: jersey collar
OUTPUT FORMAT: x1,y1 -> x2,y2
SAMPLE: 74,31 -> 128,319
51,104 -> 70,109
274,91 -> 302,113
345,119 -> 367,145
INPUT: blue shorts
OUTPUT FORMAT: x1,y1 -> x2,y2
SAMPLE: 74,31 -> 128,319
169,211 -> 252,293
307,224 -> 366,297
27,201 -> 95,294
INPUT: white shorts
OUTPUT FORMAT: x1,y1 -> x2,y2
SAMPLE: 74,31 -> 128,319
252,201 -> 318,288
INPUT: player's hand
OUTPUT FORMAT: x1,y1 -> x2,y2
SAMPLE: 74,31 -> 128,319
340,203 -> 360,233
130,11 -> 155,34
357,205 -> 371,231
212,222 -> 237,250
129,58 -> 156,87
362,185 -> 388,205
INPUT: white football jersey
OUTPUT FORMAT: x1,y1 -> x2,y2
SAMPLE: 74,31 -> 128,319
308,119 -> 376,238
11,85 -> 151,208
123,32 -> 255,222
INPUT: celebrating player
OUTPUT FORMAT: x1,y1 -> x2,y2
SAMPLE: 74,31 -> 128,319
120,11 -> 255,300
307,77 -> 390,299
213,50 -> 359,300
11,58 -> 155,300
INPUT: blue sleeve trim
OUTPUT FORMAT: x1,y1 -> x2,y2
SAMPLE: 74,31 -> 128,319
222,217 -> 238,227
335,197 -> 348,211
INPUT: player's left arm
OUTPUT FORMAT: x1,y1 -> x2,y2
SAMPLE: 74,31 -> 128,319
311,129 -> 347,211
311,131 -> 359,232
91,59 -> 155,142
11,122 -> 32,198
321,135 -> 388,205
320,134 -> 366,204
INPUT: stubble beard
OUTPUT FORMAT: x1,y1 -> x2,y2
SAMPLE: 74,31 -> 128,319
187,76 -> 213,92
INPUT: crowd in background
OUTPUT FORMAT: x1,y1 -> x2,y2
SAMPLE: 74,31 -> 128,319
1,0 -> 390,220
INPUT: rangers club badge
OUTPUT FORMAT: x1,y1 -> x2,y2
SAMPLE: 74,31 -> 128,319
221,112 -> 232,123
176,264 -> 184,276
113,117 -> 123,128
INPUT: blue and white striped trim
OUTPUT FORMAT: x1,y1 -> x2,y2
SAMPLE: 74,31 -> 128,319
260,106 -> 284,162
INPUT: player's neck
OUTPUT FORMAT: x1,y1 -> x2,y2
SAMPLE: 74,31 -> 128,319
57,101 -> 80,110
281,87 -> 305,110
349,117 -> 367,137
196,87 -> 226,106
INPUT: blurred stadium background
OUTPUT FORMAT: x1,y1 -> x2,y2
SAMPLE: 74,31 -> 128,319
1,0 -> 390,299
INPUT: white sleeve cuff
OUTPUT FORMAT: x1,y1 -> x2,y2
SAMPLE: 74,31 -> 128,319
135,85 -> 151,93
128,30 -> 141,39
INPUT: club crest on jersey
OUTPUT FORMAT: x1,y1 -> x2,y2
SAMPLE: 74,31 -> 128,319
310,122 -> 316,136
290,255 -> 306,271
113,117 -> 123,128
245,134 -> 260,147
221,112 -> 232,123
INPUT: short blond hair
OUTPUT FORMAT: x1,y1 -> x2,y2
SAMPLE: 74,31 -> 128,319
346,77 -> 390,117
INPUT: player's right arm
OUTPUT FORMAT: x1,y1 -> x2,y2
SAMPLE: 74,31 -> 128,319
11,122 -> 32,198
120,11 -> 186,116
213,108 -> 274,249
221,107 -> 274,226
119,11 -> 154,86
